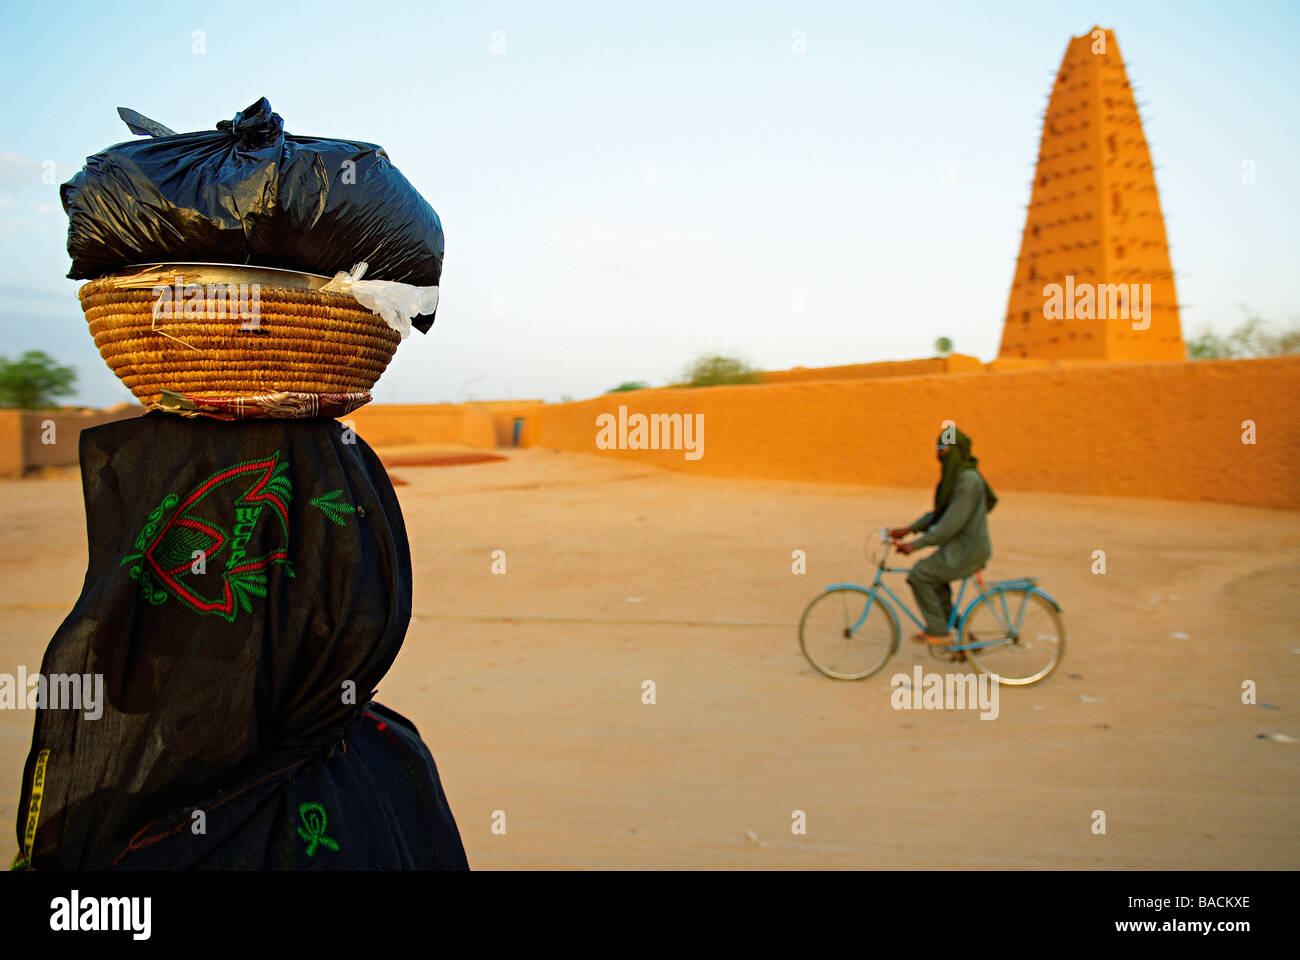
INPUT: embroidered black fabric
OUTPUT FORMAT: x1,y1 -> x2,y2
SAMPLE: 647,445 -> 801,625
13,412 -> 468,869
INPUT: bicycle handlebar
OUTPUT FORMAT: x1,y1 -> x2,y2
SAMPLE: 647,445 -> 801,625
876,527 -> 901,567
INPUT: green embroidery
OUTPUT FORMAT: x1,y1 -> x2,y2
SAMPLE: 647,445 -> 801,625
297,802 -> 339,857
228,568 -> 268,614
119,452 -> 293,622
310,489 -> 357,527
262,460 -> 293,537
124,565 -> 169,607
154,523 -> 212,571
10,850 -> 28,871
130,494 -> 179,554
123,490 -> 180,607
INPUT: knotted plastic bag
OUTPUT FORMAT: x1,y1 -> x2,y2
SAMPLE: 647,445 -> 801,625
321,263 -> 439,340
62,98 -> 443,333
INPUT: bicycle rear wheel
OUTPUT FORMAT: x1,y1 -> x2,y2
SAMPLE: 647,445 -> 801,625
799,587 -> 898,680
959,588 -> 1065,686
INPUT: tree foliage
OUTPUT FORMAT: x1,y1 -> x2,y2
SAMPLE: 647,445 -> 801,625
0,350 -> 78,409
682,354 -> 760,387
1187,310 -> 1300,360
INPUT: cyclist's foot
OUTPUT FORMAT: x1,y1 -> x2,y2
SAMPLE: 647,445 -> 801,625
912,632 -> 953,646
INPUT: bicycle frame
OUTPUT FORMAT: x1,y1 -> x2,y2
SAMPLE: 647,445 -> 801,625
801,529 -> 1066,684
821,529 -> 1058,652
823,531 -> 974,637
822,565 -> 972,636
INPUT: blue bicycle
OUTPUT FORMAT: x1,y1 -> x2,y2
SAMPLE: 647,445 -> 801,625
799,528 -> 1066,686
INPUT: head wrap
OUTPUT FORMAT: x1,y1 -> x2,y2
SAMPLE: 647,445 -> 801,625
933,427 -> 997,520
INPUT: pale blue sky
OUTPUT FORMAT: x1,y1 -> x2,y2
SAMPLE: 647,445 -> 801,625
1,0 -> 1297,406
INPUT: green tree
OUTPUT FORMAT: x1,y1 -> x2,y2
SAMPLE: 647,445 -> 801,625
0,351 -> 78,409
934,336 -> 954,357
682,354 -> 760,387
1185,329 -> 1228,359
607,380 -> 650,393
1186,308 -> 1300,360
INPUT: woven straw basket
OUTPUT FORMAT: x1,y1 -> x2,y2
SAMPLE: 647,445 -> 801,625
79,264 -> 400,415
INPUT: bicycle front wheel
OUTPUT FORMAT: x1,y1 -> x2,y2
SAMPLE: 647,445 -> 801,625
959,588 -> 1065,686
799,587 -> 898,680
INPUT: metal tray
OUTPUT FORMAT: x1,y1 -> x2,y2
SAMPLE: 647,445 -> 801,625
101,263 -> 336,292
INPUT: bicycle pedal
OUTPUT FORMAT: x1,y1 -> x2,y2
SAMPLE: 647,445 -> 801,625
925,644 -> 967,664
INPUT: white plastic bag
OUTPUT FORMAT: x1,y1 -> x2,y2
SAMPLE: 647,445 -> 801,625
320,262 -> 439,339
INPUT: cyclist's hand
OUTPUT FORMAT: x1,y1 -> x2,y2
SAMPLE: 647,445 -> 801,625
888,527 -> 910,540
896,541 -> 916,556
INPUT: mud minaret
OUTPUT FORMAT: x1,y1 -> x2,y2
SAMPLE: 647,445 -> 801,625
999,27 -> 1182,362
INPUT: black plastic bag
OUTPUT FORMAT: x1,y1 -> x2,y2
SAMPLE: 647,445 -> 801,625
62,98 -> 442,333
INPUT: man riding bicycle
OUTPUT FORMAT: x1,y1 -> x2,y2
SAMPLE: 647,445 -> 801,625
890,426 -> 998,646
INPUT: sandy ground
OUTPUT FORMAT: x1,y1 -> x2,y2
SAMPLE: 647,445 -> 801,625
1,448 -> 1298,869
